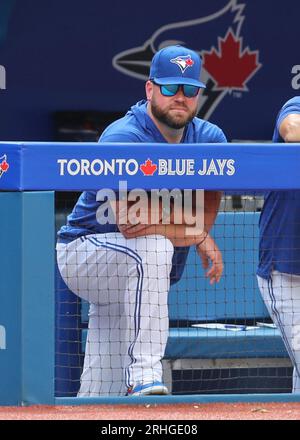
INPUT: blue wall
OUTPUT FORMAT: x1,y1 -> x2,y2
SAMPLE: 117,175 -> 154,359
0,192 -> 55,405
0,0 -> 299,142
0,193 -> 22,404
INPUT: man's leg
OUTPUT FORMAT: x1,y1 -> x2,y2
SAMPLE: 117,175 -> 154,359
57,233 -> 174,396
122,235 -> 174,390
78,301 -> 127,396
257,271 -> 300,393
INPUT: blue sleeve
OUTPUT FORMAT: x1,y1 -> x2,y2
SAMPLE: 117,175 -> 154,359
206,125 -> 227,143
215,128 -> 227,143
196,120 -> 227,143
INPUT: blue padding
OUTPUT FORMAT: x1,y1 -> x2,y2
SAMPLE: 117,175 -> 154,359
22,192 -> 55,404
0,193 -> 22,404
165,328 -> 287,359
55,393 -> 300,405
168,211 -> 268,321
2,142 -> 300,190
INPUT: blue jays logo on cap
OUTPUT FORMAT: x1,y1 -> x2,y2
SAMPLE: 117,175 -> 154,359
148,45 -> 205,88
170,55 -> 194,73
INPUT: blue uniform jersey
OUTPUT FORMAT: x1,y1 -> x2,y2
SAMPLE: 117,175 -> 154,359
58,100 -> 227,284
257,97 -> 300,279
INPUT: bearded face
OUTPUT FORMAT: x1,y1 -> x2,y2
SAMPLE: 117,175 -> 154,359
147,82 -> 199,130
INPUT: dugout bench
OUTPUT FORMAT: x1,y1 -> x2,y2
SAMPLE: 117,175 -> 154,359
55,211 -> 290,396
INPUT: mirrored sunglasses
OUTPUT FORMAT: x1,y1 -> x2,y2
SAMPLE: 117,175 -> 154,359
156,83 -> 200,98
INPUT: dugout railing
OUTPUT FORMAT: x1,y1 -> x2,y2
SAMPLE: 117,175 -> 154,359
1,141 -> 300,405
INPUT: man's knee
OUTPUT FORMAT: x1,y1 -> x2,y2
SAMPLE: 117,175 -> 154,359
156,235 -> 174,263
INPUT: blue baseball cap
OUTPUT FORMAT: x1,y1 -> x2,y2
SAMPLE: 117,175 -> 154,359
149,45 -> 206,88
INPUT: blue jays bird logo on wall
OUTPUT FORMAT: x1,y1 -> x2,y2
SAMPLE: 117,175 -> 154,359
171,55 -> 194,73
112,0 -> 261,119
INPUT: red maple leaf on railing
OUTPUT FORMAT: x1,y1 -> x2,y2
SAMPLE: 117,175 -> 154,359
203,30 -> 261,90
0,160 -> 9,172
140,159 -> 157,176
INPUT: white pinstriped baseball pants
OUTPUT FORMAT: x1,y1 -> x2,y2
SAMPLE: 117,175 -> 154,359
56,233 -> 174,396
257,271 -> 300,393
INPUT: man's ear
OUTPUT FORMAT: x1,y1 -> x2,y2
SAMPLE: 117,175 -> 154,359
145,80 -> 153,101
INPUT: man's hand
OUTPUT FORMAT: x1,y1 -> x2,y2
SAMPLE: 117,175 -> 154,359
118,222 -> 153,238
196,234 -> 223,284
116,198 -> 163,238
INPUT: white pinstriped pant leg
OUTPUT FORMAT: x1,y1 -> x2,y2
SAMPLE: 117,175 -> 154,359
257,271 -> 300,393
57,233 -> 174,396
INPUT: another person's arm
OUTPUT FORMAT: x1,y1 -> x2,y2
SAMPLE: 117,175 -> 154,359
279,114 -> 300,142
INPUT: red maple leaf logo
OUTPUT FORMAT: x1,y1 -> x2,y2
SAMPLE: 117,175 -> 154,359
140,159 -> 157,176
0,160 -> 9,172
203,30 -> 261,90
186,57 -> 194,67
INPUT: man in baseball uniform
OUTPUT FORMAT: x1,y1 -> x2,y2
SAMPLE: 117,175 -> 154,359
257,96 -> 300,393
57,45 -> 226,396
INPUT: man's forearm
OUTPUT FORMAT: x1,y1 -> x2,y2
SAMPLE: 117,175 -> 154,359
117,191 -> 222,245
121,223 -> 207,247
